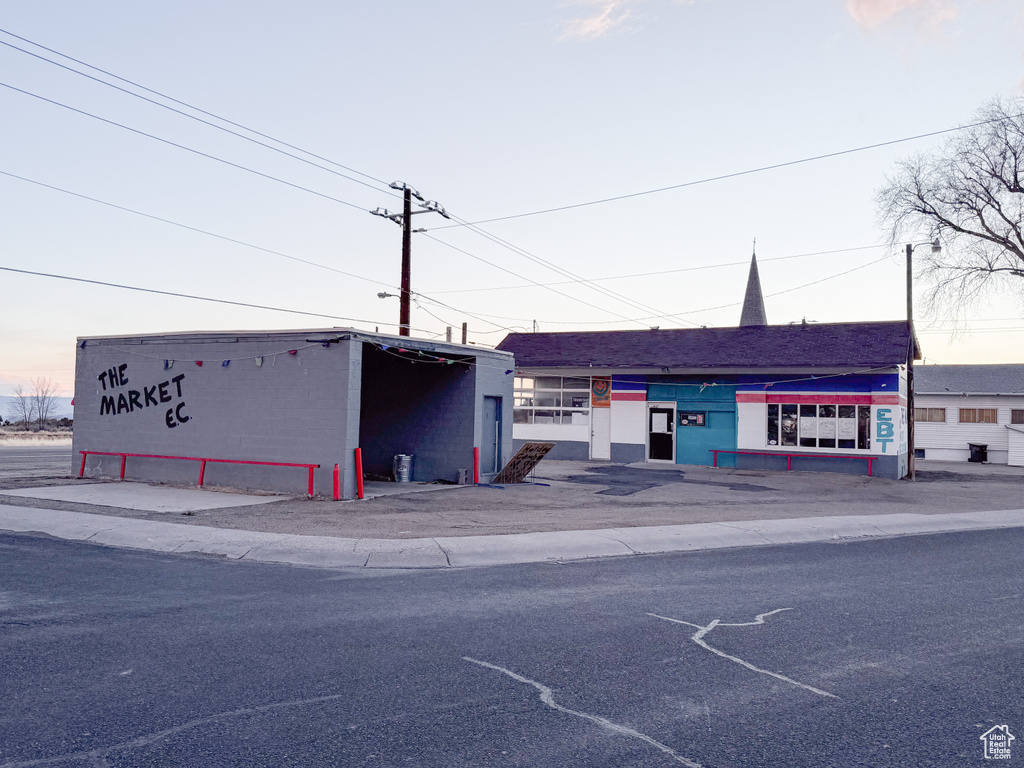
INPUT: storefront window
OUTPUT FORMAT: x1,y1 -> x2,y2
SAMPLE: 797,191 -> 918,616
513,376 -> 591,425
767,402 -> 871,450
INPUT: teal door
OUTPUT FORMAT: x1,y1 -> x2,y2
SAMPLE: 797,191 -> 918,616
676,404 -> 738,467
649,384 -> 737,467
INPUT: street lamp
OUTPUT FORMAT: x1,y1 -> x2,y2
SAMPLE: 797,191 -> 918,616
905,238 -> 941,482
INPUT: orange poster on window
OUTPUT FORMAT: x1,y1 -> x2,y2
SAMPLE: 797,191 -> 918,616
591,376 -> 611,408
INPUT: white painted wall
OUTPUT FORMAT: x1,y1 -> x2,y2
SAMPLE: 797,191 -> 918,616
1008,428 -> 1024,467
914,394 -> 1024,464
610,400 -> 646,445
737,402 -> 764,450
514,422 -> 590,444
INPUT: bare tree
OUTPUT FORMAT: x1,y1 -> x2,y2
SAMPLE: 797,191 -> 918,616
11,384 -> 35,430
878,96 -> 1024,318
31,377 -> 61,431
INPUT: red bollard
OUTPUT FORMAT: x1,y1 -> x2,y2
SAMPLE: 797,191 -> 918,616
355,448 -> 364,500
333,463 -> 340,501
473,447 -> 480,484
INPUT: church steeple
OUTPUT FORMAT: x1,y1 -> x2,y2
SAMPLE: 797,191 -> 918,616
739,243 -> 767,327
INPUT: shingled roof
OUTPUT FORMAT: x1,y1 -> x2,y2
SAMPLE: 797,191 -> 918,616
496,321 -> 915,370
915,364 -> 1024,394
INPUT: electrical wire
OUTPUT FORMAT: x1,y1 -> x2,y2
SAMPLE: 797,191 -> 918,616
0,28 -> 392,191
428,113 -> 1024,230
0,81 -> 373,213
0,169 -> 396,290
426,245 -> 885,294
420,233 -> 658,327
428,254 -> 894,327
0,28 -> 677,326
0,264 -> 437,333
2,78 -> 665,330
0,167 -> 529,337
440,212 -> 701,327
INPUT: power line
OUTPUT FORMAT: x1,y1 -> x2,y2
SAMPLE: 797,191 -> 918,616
426,245 -> 885,295
1,30 -> 678,329
428,113 -> 1024,230
0,28 -> 394,193
441,212 -> 701,328
0,169 -> 518,338
0,264 -> 435,332
1,79 -> 654,329
421,233 -> 658,327
0,169 -> 396,290
457,254 -> 893,326
0,80 -> 373,214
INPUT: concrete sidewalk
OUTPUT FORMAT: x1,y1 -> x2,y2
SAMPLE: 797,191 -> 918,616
3,453 -> 1024,568
2,502 -> 1023,569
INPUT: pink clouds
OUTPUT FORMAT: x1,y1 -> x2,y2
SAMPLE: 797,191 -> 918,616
560,0 -> 634,40
559,0 -> 697,41
845,0 -> 959,31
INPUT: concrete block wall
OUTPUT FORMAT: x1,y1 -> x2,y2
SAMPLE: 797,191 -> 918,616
474,354 -> 516,478
73,332 -> 356,496
358,344 -> 477,482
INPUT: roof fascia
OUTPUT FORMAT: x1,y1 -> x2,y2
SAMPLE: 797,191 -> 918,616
512,366 -> 900,377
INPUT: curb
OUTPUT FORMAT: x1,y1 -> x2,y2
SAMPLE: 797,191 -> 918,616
1,505 -> 1023,569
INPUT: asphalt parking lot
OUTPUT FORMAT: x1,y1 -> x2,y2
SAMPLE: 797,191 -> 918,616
2,446 -> 1024,540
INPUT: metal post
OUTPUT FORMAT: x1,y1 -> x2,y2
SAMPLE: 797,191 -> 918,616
400,187 -> 412,337
446,326 -> 452,343
461,322 -> 468,345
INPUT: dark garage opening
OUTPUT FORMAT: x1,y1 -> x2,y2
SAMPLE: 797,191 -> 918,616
358,343 -> 476,483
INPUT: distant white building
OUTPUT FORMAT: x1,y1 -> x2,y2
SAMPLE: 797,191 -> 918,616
914,364 -> 1024,466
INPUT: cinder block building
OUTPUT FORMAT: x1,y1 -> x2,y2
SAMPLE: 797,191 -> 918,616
72,328 -> 514,497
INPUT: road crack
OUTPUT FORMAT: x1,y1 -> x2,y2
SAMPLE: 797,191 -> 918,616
463,657 -> 702,766
648,609 -> 837,699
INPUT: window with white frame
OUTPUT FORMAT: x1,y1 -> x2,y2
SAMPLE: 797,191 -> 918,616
767,403 -> 871,450
513,376 -> 591,425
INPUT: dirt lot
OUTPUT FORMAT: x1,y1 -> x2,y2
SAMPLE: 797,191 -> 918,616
3,446 -> 1024,539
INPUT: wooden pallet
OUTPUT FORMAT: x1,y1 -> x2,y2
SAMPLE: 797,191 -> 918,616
493,442 -> 556,484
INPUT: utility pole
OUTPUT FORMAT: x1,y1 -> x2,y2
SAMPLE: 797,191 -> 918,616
904,239 -> 940,483
371,182 -> 450,337
906,243 -> 915,482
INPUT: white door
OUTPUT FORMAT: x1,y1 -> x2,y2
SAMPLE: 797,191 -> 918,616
591,408 -> 611,460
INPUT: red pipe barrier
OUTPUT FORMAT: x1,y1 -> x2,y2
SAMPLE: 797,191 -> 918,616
355,448 -> 364,500
78,451 -> 319,496
333,463 -> 340,501
710,449 -> 875,476
473,447 -> 480,484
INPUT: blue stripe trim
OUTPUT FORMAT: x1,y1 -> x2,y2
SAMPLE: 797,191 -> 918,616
612,375 -> 646,391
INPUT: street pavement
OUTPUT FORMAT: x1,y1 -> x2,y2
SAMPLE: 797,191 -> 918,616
2,446 -> 1024,568
1,526 -> 1021,767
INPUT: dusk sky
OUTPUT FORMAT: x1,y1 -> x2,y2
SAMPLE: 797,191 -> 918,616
2,0 -> 1023,398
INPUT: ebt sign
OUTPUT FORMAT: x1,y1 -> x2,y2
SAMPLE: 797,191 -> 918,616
875,407 -> 896,453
